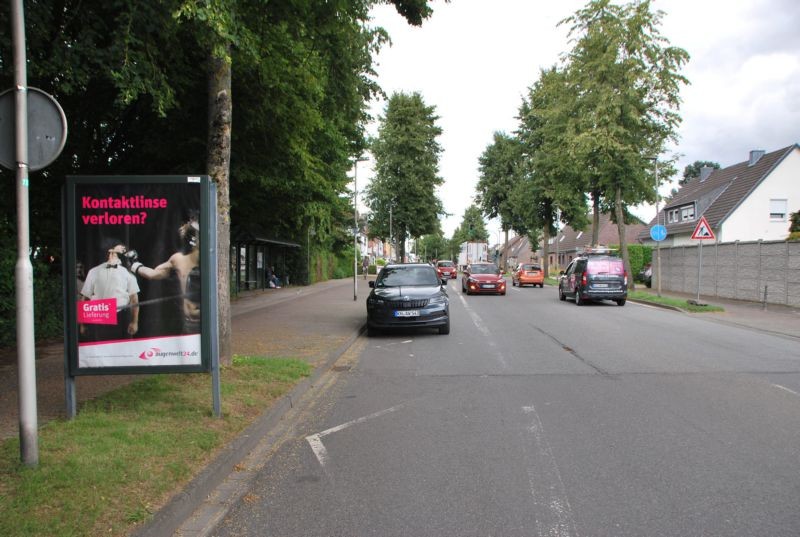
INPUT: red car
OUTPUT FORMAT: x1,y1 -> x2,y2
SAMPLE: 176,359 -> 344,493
436,260 -> 458,280
461,262 -> 506,295
512,263 -> 544,288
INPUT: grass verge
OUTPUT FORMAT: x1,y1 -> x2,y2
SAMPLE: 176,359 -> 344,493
628,290 -> 725,312
0,355 -> 311,537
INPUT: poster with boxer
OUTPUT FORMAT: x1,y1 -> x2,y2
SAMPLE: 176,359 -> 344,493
65,176 -> 212,374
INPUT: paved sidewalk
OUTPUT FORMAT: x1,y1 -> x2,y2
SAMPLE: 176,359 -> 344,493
630,287 -> 800,340
0,277 -> 368,441
3,276 -> 797,535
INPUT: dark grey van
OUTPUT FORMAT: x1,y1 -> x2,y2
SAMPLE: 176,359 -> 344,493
558,254 -> 627,306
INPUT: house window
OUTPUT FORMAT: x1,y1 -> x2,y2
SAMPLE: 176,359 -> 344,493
769,199 -> 787,221
681,204 -> 695,222
667,208 -> 679,223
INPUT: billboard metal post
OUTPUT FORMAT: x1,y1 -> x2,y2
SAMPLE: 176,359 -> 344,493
209,183 -> 221,418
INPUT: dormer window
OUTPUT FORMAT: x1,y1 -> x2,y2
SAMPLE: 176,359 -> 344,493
681,204 -> 695,222
667,208 -> 679,223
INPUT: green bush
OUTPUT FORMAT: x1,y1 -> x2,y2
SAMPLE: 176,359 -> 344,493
0,230 -> 64,348
368,264 -> 378,274
609,244 -> 652,278
332,246 -> 355,279
376,258 -> 387,266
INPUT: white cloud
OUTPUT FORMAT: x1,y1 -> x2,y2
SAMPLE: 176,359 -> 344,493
362,0 -> 800,237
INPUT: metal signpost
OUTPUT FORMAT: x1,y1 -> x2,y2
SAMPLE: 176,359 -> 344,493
690,216 -> 716,305
1,1 -> 69,466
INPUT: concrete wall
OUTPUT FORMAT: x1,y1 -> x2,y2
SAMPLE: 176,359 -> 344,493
653,240 -> 800,306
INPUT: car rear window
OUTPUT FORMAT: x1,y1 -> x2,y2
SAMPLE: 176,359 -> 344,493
522,264 -> 540,271
438,261 -> 454,267
470,264 -> 498,274
587,258 -> 624,275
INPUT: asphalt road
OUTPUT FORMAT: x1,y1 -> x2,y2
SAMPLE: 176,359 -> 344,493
213,278 -> 800,537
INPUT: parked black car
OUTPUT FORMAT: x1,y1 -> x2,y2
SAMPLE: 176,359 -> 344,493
637,263 -> 652,288
558,251 -> 628,306
366,263 -> 450,335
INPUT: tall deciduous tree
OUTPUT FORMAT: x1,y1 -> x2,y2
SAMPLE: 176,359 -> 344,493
366,92 -> 444,261
451,205 -> 489,246
418,233 -> 450,262
681,160 -> 720,185
0,0 -> 440,353
562,0 -> 689,286
515,66 -> 589,276
476,132 -> 521,270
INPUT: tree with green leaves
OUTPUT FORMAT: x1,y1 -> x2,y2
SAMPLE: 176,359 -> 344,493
0,0 -> 440,356
561,0 -> 689,287
366,92 -> 444,261
788,211 -> 800,241
681,160 -> 720,185
451,205 -> 489,245
476,132 -> 522,271
515,66 -> 589,277
418,229 -> 450,262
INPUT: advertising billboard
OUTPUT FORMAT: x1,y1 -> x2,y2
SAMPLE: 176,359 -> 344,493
64,176 -> 213,375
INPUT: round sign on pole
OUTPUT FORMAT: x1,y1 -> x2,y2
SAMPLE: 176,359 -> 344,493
650,224 -> 667,242
0,87 -> 68,171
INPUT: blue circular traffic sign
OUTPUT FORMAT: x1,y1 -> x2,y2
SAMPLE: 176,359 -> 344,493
650,224 -> 667,242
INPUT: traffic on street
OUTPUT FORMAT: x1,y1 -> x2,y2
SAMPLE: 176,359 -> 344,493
213,275 -> 800,537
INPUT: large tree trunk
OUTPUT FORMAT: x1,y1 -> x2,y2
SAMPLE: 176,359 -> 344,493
591,190 -> 601,247
502,228 -> 509,272
399,225 -> 406,262
541,225 -> 550,277
614,186 -> 634,290
207,50 -> 232,366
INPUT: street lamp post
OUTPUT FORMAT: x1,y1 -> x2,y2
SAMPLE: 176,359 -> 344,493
555,208 -> 561,275
353,156 -> 367,301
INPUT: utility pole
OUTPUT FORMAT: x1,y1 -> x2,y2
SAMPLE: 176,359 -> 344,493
352,156 -> 367,301
655,160 -> 662,297
11,0 -> 38,467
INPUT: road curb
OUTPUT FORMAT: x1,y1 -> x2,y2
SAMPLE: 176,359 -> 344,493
627,298 -> 685,312
133,321 -> 367,537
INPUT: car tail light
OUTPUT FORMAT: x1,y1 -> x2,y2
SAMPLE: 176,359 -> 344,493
581,273 -> 587,286
624,270 -> 628,286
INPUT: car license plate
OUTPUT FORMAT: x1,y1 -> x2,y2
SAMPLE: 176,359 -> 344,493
394,310 -> 420,317
594,283 -> 608,288
481,284 -> 495,289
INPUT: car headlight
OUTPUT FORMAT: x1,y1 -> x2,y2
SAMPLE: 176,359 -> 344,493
367,297 -> 385,306
428,294 -> 447,305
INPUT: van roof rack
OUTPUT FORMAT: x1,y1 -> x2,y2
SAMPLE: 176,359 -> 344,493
578,246 -> 618,256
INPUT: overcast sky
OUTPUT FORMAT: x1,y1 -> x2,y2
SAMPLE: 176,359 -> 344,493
357,0 -> 800,240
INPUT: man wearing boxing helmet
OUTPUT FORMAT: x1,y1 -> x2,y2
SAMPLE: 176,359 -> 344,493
127,212 -> 201,334
80,238 -> 140,340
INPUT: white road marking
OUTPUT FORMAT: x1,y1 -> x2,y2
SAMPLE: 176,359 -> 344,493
306,404 -> 405,468
772,384 -> 800,397
457,293 -> 508,369
521,405 -> 577,537
376,339 -> 414,349
457,293 -> 492,339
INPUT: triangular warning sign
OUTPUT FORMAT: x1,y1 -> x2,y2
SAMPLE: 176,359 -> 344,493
691,216 -> 716,240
